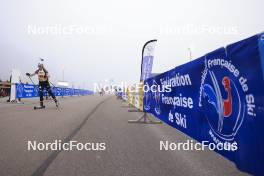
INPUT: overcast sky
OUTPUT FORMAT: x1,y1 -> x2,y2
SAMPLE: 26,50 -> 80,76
0,0 -> 263,89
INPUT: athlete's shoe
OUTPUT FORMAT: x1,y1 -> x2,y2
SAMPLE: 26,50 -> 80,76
55,100 -> 59,108
34,105 -> 45,110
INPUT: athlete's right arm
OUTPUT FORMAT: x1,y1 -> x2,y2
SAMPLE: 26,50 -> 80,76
30,73 -> 36,77
27,70 -> 38,77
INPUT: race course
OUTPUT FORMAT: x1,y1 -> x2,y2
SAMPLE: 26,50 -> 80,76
0,95 -> 249,176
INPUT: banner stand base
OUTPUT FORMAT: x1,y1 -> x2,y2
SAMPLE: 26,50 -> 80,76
128,109 -> 143,112
128,112 -> 162,124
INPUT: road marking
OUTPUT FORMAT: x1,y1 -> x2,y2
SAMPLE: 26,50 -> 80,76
31,97 -> 111,176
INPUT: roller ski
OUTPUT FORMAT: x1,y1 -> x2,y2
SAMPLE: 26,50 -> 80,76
34,105 -> 45,110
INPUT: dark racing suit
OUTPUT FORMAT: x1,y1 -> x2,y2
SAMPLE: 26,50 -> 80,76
35,68 -> 57,106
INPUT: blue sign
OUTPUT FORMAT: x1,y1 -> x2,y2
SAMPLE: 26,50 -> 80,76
16,84 -> 93,98
141,56 -> 154,81
16,84 -> 39,98
144,33 -> 264,175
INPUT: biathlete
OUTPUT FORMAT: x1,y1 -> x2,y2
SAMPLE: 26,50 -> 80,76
26,63 -> 59,109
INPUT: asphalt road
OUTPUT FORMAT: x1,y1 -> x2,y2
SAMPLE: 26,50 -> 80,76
0,95 -> 249,176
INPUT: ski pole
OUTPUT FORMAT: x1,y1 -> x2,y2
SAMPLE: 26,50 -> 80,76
27,75 -> 36,86
26,74 -> 39,91
49,81 -> 56,87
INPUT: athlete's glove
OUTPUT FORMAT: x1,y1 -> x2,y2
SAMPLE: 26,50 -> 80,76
26,73 -> 30,77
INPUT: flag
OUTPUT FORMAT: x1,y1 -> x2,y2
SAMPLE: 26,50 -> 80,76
140,39 -> 157,81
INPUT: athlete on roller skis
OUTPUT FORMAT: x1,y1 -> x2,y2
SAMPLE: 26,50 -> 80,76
26,63 -> 59,109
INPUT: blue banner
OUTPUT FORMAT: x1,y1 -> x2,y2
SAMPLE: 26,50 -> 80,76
144,33 -> 264,175
16,84 -> 93,98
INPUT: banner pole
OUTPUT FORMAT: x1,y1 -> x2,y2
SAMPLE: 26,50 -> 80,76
128,112 -> 162,124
